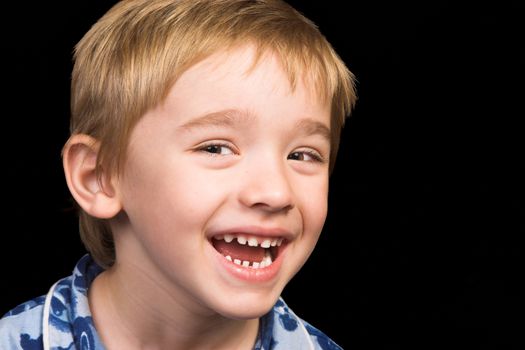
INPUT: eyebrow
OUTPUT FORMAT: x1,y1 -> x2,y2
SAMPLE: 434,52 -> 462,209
178,109 -> 331,142
295,118 -> 331,142
178,109 -> 255,131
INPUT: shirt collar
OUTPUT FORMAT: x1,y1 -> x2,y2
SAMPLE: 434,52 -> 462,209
46,254 -> 105,349
46,255 -> 313,349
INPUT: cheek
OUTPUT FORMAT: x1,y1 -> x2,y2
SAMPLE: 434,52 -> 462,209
308,199 -> 328,240
118,163 -> 228,274
297,176 -> 329,237
121,161 -> 227,236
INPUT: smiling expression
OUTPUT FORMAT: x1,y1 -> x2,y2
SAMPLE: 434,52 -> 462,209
113,45 -> 332,319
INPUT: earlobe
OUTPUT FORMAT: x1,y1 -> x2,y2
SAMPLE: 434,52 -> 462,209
62,134 -> 122,219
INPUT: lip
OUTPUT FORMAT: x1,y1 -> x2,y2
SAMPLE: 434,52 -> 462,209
209,239 -> 288,283
206,225 -> 294,283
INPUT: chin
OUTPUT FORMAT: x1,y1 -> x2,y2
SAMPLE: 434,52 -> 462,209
211,288 -> 283,320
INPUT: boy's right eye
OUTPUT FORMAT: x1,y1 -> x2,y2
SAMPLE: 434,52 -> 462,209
196,142 -> 236,156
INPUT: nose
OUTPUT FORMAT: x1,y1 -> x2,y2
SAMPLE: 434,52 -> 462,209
238,155 -> 295,213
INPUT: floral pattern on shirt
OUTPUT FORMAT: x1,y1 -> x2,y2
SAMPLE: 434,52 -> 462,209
1,255 -> 342,349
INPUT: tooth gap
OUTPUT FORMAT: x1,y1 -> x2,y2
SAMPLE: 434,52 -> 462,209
270,246 -> 278,261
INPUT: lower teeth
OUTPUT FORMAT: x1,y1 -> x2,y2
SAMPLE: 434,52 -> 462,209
226,252 -> 273,269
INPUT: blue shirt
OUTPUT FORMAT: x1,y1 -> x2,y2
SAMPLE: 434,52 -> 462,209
1,255 -> 342,349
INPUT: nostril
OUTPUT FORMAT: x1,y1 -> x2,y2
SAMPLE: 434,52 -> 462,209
251,202 -> 294,213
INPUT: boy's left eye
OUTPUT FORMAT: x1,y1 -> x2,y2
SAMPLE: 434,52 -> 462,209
288,150 -> 323,162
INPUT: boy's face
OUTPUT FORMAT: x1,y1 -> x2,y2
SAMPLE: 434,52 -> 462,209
115,45 -> 331,319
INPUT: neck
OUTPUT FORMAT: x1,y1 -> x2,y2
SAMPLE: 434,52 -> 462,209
88,262 -> 259,350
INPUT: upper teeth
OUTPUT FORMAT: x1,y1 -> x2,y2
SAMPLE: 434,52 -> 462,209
216,234 -> 284,247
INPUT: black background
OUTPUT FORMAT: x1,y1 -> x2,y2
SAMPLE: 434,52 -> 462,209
2,1 -> 523,349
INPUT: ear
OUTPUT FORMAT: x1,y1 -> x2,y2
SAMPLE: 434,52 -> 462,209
62,134 -> 122,219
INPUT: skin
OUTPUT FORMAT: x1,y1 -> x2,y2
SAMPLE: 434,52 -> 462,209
66,45 -> 331,349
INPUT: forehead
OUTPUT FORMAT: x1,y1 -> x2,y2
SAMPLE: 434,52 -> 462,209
184,46 -> 324,101
158,45 -> 330,125
125,44 -> 332,167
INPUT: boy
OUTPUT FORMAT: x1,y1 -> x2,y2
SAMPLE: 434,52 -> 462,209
0,0 -> 356,349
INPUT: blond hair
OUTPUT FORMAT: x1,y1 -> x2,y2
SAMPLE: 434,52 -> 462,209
68,0 -> 357,268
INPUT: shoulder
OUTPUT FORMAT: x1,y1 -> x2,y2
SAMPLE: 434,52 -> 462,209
0,296 -> 46,350
0,255 -> 102,350
266,298 -> 343,350
301,318 -> 344,350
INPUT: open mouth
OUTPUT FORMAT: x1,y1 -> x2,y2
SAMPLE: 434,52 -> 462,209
211,234 -> 285,269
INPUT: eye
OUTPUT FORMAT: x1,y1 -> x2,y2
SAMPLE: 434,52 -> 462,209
287,149 -> 324,163
196,142 -> 235,156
